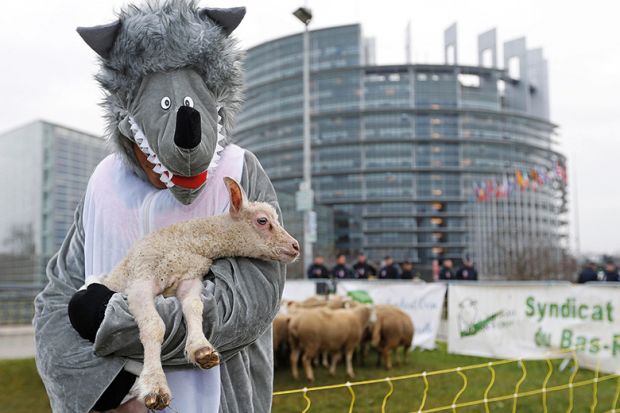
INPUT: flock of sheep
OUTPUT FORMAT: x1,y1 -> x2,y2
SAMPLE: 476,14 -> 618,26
273,295 -> 415,381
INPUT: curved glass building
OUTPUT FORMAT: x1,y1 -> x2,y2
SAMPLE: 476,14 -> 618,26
234,24 -> 568,278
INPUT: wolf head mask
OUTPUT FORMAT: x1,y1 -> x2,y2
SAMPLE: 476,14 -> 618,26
78,0 -> 245,204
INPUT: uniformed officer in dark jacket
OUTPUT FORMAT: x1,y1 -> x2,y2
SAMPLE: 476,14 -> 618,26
456,259 -> 478,281
353,253 -> 376,279
307,255 -> 330,279
400,260 -> 421,280
603,261 -> 620,282
379,256 -> 401,279
577,260 -> 599,283
332,254 -> 355,279
439,259 -> 455,280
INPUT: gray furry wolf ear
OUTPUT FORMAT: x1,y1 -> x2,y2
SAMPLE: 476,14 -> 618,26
77,0 -> 246,205
77,7 -> 245,58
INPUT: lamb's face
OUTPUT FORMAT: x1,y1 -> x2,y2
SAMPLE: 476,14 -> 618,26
241,202 -> 300,263
223,176 -> 300,263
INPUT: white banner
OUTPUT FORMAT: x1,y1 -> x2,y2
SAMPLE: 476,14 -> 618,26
338,281 -> 447,349
448,283 -> 620,374
282,280 -> 318,302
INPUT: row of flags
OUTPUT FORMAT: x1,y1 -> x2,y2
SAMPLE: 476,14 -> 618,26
473,162 -> 567,202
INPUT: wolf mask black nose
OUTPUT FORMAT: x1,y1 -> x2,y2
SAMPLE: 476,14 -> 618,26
174,106 -> 201,150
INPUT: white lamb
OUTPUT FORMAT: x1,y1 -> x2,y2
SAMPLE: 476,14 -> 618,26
95,176 -> 299,410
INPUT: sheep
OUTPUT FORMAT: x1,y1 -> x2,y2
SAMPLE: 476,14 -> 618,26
286,294 -> 349,313
284,295 -> 350,369
288,304 -> 375,381
370,304 -> 414,369
273,312 -> 290,364
94,177 -> 299,410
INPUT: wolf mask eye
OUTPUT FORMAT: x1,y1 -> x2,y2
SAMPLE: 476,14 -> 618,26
183,96 -> 194,108
160,97 -> 171,110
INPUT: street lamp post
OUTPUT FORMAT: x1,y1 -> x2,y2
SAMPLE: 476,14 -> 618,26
293,6 -> 315,277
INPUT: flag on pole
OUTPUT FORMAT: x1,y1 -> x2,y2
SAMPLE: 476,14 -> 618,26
516,169 -> 527,189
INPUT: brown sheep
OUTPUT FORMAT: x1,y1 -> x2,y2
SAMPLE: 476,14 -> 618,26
273,312 -> 290,353
371,305 -> 414,369
288,305 -> 375,381
286,295 -> 349,313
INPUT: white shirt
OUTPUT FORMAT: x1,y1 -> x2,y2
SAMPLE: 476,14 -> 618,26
82,144 -> 245,413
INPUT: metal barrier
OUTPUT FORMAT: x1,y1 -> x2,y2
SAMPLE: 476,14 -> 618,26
0,283 -> 44,325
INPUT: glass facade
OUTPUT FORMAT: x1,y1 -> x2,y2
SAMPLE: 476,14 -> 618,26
0,121 -> 108,282
235,24 -> 568,277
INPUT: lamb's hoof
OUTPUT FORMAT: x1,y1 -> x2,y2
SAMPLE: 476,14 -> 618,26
194,347 -> 220,369
144,390 -> 171,410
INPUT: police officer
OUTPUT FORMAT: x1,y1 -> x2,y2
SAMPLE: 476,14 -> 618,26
456,259 -> 478,281
353,253 -> 376,279
577,260 -> 598,283
439,259 -> 455,280
603,260 -> 620,282
379,256 -> 401,279
332,254 -> 355,279
400,260 -> 421,280
307,255 -> 330,279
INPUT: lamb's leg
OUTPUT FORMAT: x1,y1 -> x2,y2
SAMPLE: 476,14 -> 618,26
127,280 -> 170,410
345,349 -> 355,378
290,347 -> 301,379
321,352 -> 330,368
382,347 -> 393,370
176,277 -> 220,369
302,352 -> 315,381
328,352 -> 342,376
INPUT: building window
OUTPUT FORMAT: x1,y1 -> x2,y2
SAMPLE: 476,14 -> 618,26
508,57 -> 520,80
458,73 -> 480,88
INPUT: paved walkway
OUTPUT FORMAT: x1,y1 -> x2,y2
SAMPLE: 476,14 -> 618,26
0,325 -> 35,359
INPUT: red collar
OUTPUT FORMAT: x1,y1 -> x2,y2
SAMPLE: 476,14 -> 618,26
171,171 -> 208,189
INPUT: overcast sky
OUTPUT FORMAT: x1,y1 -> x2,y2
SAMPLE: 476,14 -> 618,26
1,0 -> 618,256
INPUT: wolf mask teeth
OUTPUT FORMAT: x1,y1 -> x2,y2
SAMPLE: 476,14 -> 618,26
128,107 -> 226,190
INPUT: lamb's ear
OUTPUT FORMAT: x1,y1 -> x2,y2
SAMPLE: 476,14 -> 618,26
199,7 -> 246,36
76,20 -> 121,59
223,176 -> 247,217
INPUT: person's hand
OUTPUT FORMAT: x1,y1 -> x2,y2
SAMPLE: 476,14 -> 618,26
68,283 -> 116,342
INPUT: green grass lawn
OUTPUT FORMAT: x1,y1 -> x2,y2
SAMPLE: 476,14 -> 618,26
1,344 -> 618,413
273,343 -> 620,413
0,358 -> 50,413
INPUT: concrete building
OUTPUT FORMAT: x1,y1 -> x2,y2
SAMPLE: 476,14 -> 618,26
0,120 -> 108,283
234,24 -> 568,278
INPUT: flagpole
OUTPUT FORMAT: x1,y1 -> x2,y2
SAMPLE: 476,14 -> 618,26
482,185 -> 489,277
502,174 -> 510,277
492,181 -> 499,277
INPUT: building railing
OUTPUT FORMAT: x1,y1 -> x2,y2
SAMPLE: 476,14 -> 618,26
0,283 -> 44,325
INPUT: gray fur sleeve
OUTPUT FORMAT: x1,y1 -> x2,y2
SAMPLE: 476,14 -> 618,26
34,201 -> 126,413
93,151 -> 286,363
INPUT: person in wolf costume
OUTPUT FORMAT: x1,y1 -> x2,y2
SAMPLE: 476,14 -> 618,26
33,1 -> 285,412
